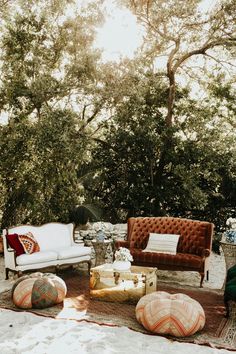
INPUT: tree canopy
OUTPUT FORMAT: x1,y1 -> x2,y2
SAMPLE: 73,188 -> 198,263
0,0 -> 235,235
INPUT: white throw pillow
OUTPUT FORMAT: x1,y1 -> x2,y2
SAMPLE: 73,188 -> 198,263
143,233 -> 180,255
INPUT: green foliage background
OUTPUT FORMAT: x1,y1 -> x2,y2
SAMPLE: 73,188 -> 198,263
0,0 -> 235,253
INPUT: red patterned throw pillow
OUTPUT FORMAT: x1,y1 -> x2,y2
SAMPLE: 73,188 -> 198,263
18,232 -> 40,254
6,233 -> 25,257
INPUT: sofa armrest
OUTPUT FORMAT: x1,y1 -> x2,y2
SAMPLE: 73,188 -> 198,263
2,232 -> 17,269
201,249 -> 211,257
115,240 -> 130,250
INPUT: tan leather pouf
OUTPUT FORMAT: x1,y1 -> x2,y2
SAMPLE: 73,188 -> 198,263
12,272 -> 67,309
136,291 -> 205,337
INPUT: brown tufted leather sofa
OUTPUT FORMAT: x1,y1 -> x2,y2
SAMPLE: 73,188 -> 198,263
115,217 -> 214,287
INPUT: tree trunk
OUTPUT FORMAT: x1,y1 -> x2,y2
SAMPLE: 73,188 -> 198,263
166,71 -> 175,127
155,70 -> 175,191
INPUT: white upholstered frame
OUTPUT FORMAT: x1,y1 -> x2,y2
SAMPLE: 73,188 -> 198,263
2,222 -> 91,279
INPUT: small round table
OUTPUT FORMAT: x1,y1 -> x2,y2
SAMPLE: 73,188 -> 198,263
91,240 -> 111,266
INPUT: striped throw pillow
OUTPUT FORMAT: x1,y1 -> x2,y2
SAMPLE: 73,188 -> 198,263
143,233 -> 180,255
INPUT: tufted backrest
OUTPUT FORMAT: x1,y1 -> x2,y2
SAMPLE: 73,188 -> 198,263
128,217 -> 213,255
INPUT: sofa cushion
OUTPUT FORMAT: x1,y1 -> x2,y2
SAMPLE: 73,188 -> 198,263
18,232 -> 40,254
8,223 -> 74,251
131,249 -> 203,269
35,223 -> 74,251
6,233 -> 25,256
56,246 -> 91,260
16,251 -> 58,266
143,233 -> 180,255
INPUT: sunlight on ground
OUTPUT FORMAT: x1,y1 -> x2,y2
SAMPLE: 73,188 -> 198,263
58,295 -> 89,320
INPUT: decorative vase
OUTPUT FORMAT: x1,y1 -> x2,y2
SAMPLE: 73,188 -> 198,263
112,260 -> 131,272
96,230 -> 105,242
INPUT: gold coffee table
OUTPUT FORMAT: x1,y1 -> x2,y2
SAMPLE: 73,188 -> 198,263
90,263 -> 157,303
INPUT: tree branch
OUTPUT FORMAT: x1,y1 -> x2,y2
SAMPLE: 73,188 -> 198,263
0,0 -> 11,6
78,104 -> 103,133
82,104 -> 89,120
134,4 -> 177,43
172,39 -> 234,73
167,39 -> 180,75
204,53 -> 236,69
89,114 -> 115,137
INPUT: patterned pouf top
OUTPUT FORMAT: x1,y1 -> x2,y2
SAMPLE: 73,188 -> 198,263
136,291 -> 205,337
12,272 -> 67,309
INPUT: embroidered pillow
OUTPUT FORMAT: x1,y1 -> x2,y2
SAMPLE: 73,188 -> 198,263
143,233 -> 180,255
18,232 -> 40,254
6,233 -> 25,256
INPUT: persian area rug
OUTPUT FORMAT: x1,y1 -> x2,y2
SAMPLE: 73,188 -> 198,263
0,271 -> 235,351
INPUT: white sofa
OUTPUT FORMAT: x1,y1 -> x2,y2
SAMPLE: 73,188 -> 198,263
2,222 -> 92,279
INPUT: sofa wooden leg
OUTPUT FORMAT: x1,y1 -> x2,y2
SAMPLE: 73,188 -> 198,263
224,300 -> 230,318
5,268 -> 9,280
55,265 -> 60,274
200,272 -> 204,287
87,260 -> 91,274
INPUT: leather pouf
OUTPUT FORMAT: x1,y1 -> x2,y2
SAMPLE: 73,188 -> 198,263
136,291 -> 205,337
12,272 -> 67,309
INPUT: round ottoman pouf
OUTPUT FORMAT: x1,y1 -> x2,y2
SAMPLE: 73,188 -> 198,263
12,272 -> 67,309
135,291 -> 205,337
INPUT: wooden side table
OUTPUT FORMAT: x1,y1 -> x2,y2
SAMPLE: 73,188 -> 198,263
91,240 -> 111,266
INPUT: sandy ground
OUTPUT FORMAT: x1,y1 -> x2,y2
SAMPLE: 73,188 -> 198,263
0,253 -> 232,354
